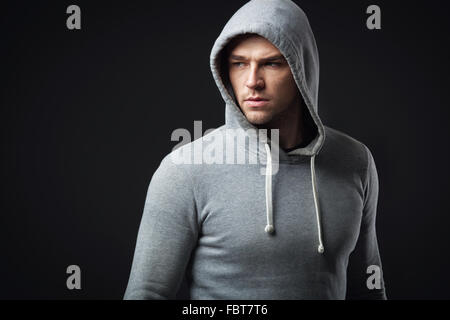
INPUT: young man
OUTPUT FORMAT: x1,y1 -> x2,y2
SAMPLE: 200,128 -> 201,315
124,0 -> 387,299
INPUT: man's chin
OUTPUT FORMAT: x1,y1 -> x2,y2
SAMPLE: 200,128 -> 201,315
245,115 -> 272,127
240,107 -> 274,126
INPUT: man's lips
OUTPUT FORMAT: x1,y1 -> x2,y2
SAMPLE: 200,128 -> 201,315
246,97 -> 269,101
245,97 -> 269,107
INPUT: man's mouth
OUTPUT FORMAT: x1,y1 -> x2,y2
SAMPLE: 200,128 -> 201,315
246,96 -> 269,101
245,97 -> 269,107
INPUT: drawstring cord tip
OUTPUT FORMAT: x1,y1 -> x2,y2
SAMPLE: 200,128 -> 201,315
318,244 -> 324,254
265,225 -> 274,234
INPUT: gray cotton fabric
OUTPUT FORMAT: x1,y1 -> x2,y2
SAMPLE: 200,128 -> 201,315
124,0 -> 387,300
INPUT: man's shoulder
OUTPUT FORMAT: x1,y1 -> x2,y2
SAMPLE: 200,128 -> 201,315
323,126 -> 367,148
322,125 -> 372,169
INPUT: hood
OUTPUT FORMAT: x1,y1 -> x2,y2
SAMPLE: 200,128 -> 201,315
210,0 -> 326,158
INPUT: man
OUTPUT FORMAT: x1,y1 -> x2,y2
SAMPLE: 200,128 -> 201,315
124,0 -> 387,299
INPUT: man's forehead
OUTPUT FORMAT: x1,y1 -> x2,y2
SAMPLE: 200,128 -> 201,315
226,34 -> 282,59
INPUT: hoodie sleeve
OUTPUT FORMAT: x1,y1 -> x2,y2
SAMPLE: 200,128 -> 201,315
123,155 -> 199,300
345,145 -> 387,300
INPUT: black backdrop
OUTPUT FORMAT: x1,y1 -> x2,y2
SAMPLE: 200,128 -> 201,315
1,0 -> 449,299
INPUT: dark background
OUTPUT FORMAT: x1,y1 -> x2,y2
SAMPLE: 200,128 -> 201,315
1,0 -> 449,299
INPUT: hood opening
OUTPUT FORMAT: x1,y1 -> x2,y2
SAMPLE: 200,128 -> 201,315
217,33 -> 319,154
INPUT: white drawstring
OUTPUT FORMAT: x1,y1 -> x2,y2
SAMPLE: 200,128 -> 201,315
264,143 -> 325,254
311,155 -> 325,254
264,143 -> 274,234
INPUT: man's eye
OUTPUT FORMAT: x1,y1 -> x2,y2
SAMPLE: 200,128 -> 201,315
232,62 -> 245,67
265,62 -> 280,67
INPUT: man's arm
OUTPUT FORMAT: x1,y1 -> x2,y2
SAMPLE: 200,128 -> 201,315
346,145 -> 387,300
124,156 -> 199,299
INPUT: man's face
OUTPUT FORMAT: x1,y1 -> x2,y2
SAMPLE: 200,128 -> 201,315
227,35 -> 301,126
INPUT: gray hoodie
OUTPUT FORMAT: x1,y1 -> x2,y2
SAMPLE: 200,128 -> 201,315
124,0 -> 387,300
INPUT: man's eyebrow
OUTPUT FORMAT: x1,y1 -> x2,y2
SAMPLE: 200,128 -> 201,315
229,54 -> 285,61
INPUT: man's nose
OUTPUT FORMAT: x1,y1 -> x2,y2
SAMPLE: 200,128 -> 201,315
245,65 -> 264,90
